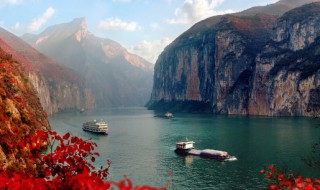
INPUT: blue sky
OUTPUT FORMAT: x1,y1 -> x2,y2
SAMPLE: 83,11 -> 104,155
0,0 -> 278,63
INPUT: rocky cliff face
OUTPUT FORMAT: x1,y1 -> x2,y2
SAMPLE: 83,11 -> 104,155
22,18 -> 153,108
249,3 -> 320,117
0,46 -> 50,170
0,28 -> 94,114
27,72 -> 94,114
149,2 -> 320,117
148,13 -> 276,113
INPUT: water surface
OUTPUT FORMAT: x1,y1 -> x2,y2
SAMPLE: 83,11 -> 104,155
49,107 -> 319,189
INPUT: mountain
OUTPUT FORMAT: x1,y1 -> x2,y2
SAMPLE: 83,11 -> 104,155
0,28 -> 94,114
0,46 -> 50,169
148,1 -> 320,117
22,18 -> 153,107
171,0 -> 320,50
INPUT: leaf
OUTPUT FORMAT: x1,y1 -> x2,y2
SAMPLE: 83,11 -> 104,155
94,152 -> 100,156
63,132 -> 70,140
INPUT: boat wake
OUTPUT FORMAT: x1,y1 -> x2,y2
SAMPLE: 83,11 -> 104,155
225,157 -> 237,161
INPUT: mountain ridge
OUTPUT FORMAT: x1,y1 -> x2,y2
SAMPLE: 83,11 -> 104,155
22,18 -> 154,107
168,0 -> 320,51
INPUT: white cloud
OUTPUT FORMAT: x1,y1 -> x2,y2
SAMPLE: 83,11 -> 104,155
150,22 -> 159,30
98,17 -> 141,32
167,0 -> 233,25
128,37 -> 173,63
27,7 -> 55,32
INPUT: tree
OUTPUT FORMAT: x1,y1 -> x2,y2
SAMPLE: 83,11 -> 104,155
0,130 -> 167,190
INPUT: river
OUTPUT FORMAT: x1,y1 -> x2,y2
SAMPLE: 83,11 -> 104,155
49,107 -> 319,189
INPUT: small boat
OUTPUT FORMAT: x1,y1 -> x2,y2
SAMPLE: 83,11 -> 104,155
82,120 -> 108,134
164,112 -> 173,118
174,140 -> 195,154
154,112 -> 174,119
174,140 -> 236,161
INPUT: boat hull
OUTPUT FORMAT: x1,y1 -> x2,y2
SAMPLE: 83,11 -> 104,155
82,128 -> 108,135
82,120 -> 108,134
174,148 -> 192,155
199,152 -> 227,161
175,148 -> 236,161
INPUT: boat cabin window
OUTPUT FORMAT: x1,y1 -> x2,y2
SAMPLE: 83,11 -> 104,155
176,142 -> 193,149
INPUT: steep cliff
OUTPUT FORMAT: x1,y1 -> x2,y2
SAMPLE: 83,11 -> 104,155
149,2 -> 320,117
22,18 -> 153,108
249,3 -> 320,117
0,28 -> 94,114
0,46 -> 50,170
148,13 -> 276,113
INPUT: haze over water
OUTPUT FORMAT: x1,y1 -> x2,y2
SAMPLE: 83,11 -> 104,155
49,107 -> 319,189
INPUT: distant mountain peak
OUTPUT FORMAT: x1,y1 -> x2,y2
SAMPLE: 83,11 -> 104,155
70,17 -> 88,42
71,17 -> 87,30
72,17 -> 86,24
22,17 -> 90,45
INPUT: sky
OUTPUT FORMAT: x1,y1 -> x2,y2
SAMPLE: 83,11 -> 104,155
0,0 -> 279,63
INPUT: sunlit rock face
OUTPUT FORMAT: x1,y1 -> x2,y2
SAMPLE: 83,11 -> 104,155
149,2 -> 320,117
22,18 -> 154,108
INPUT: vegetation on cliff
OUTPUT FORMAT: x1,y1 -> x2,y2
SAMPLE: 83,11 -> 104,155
0,46 -> 49,171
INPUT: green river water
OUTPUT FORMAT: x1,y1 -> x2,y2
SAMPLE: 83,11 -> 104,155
49,107 -> 319,189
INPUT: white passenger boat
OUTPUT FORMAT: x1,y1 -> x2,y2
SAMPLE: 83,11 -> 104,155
82,120 -> 108,134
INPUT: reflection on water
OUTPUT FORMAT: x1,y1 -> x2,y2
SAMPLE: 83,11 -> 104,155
184,156 -> 194,167
49,107 -> 320,189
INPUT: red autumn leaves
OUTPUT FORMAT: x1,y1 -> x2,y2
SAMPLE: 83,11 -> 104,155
0,130 -> 166,189
261,165 -> 320,190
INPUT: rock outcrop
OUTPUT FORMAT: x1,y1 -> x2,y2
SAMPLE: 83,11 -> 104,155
148,1 -> 320,117
0,28 -> 94,114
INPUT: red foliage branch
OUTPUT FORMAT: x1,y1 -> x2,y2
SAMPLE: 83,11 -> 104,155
261,165 -> 320,190
0,130 -> 166,190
